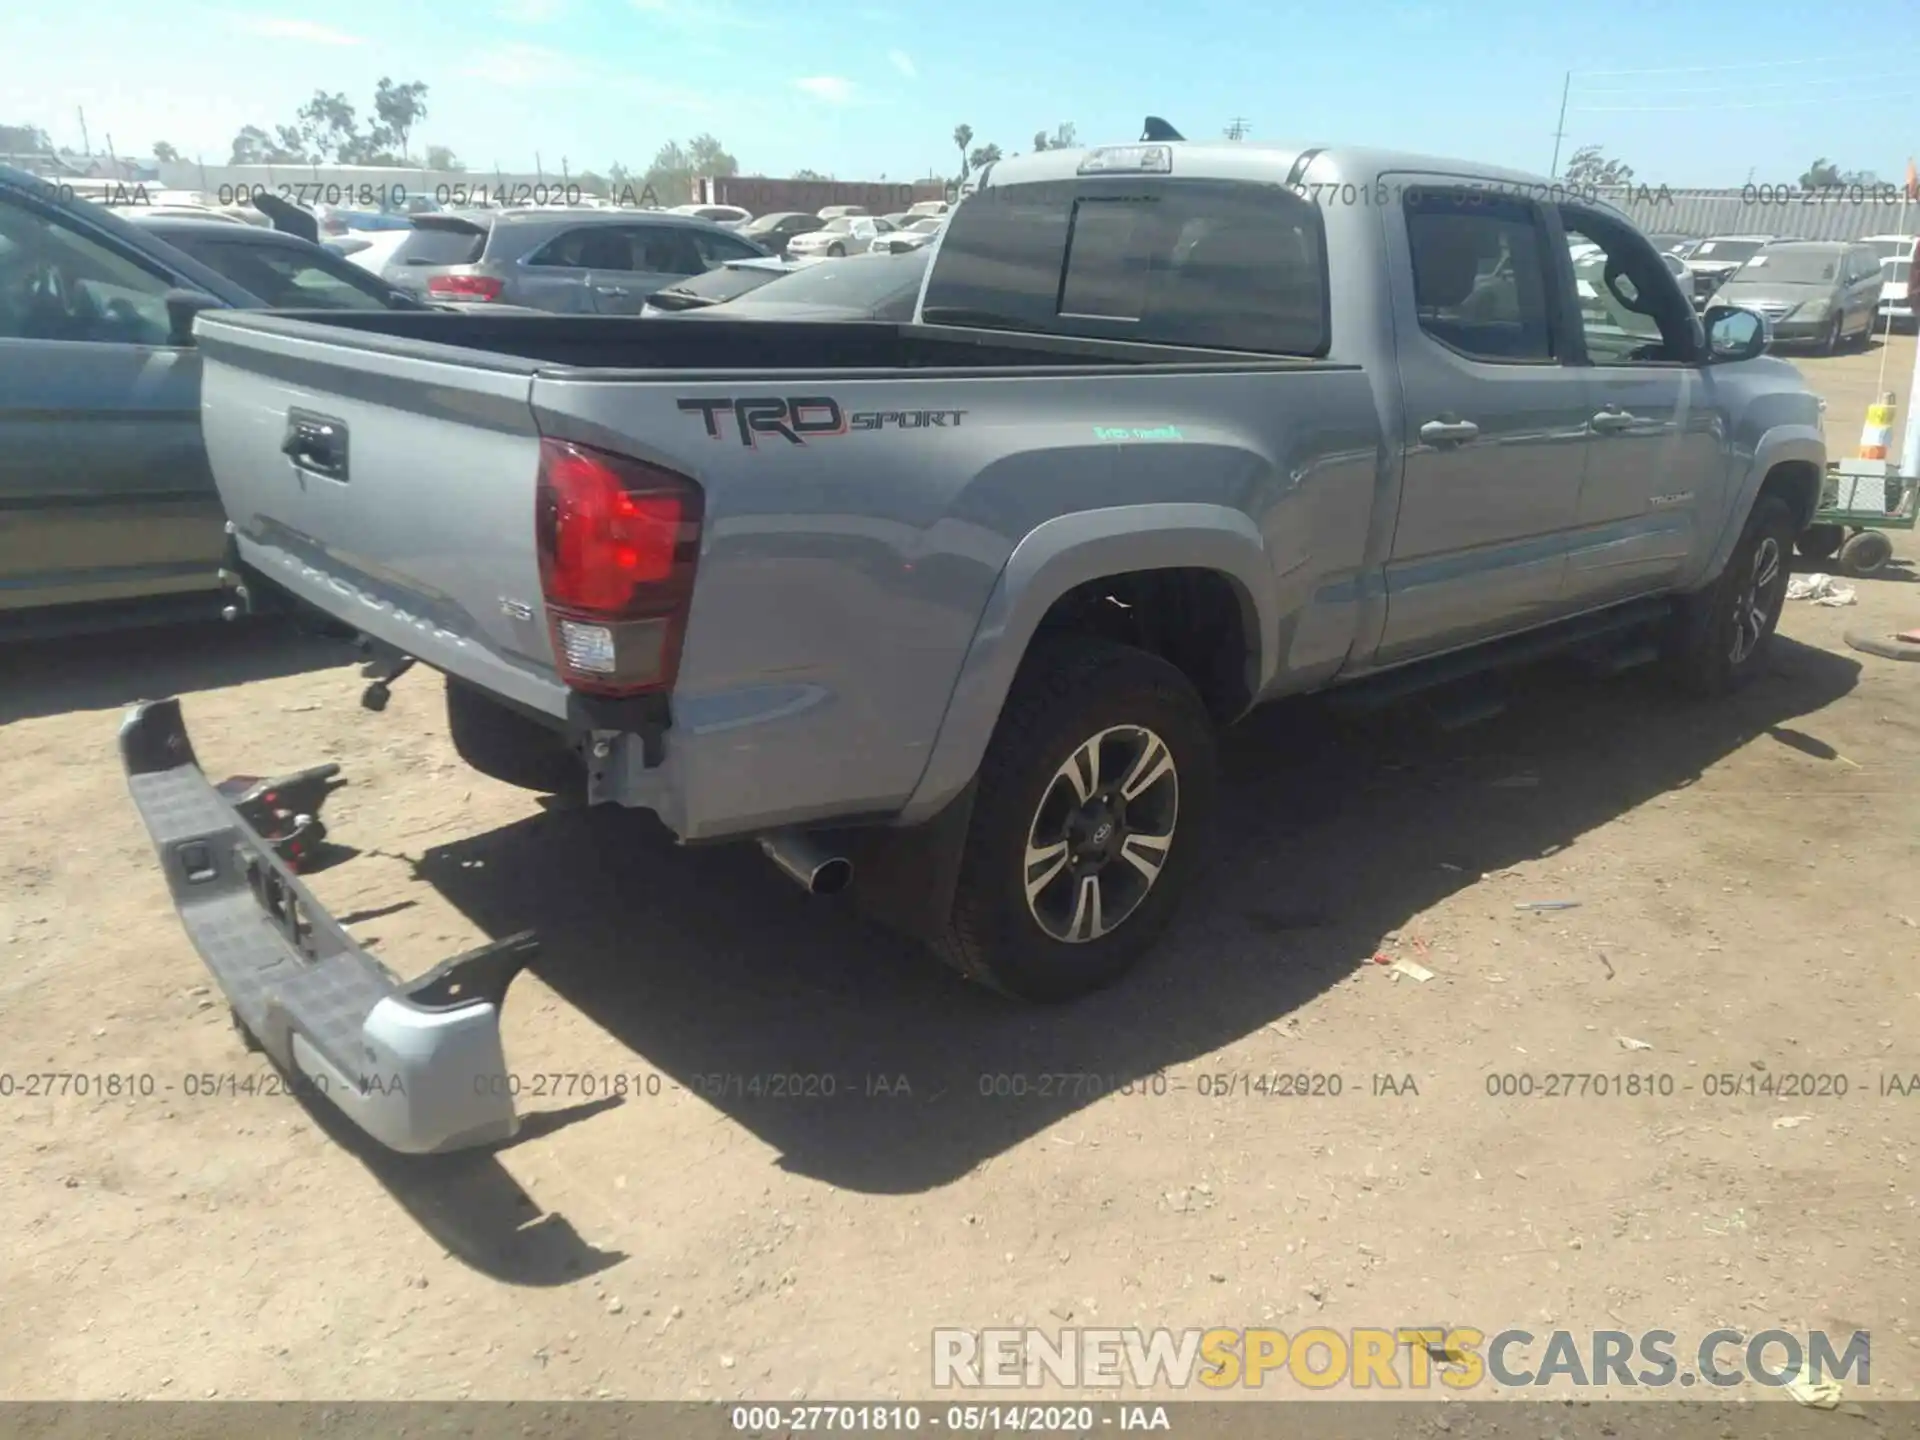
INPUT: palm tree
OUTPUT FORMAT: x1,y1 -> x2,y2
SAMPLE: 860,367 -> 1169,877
953,123 -> 974,184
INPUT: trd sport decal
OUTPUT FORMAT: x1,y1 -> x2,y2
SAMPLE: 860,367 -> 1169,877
677,397 -> 968,447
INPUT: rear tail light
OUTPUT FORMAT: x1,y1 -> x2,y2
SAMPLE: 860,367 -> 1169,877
427,274 -> 504,301
535,439 -> 703,696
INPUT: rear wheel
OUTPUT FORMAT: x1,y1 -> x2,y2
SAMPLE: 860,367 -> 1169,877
445,677 -> 581,795
1662,495 -> 1795,696
932,637 -> 1218,1002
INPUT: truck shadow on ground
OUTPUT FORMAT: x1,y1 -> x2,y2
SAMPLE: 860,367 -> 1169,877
410,638 -> 1860,1201
0,618 -> 352,727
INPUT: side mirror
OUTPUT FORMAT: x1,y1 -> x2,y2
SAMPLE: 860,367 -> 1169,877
1703,304 -> 1769,363
165,288 -> 225,346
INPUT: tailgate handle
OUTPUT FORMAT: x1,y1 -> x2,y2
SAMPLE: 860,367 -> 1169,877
282,410 -> 348,481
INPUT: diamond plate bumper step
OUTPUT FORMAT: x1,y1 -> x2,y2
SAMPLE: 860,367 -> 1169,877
119,697 -> 537,1154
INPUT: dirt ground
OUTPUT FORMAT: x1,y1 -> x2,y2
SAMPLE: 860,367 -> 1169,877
3,338 -> 1918,1407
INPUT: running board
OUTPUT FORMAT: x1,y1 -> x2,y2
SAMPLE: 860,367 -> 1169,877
1329,598 -> 1673,716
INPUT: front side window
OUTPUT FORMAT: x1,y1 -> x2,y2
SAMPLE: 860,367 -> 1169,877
1559,206 -> 1694,364
923,179 -> 1329,355
0,198 -> 173,344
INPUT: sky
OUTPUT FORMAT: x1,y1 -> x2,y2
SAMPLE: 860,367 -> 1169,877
9,0 -> 1920,187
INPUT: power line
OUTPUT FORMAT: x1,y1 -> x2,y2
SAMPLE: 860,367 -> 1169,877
1575,55 -> 1853,78
1572,94 -> 1910,113
1573,74 -> 1863,97
1223,117 -> 1250,141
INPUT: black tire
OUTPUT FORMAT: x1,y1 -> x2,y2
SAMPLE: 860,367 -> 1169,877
1838,528 -> 1894,576
828,243 -> 845,258
1822,312 -> 1843,355
1795,523 -> 1845,562
931,636 -> 1218,1002
445,677 -> 582,795
1661,495 -> 1796,697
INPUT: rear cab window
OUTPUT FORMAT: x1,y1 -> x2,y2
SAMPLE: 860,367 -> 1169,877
921,178 -> 1330,355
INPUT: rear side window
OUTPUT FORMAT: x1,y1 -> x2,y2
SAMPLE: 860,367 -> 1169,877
650,265 -> 783,307
922,179 -> 1330,355
1403,190 -> 1554,362
387,220 -> 487,267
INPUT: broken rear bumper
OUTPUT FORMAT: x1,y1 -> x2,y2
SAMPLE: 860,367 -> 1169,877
119,697 -> 537,1155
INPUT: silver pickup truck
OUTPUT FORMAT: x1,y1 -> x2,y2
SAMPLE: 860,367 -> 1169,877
121,131 -> 1825,1153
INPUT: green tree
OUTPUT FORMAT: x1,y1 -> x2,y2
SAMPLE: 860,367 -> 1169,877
152,140 -> 180,163
642,134 -> 738,206
425,144 -> 462,171
1030,122 -> 1077,152
0,123 -> 54,157
1562,145 -> 1633,188
1799,158 -> 1842,189
294,91 -> 360,162
575,169 -> 607,196
953,123 -> 973,183
793,167 -> 828,180
373,77 -> 429,161
968,141 -> 1002,172
229,124 -> 305,164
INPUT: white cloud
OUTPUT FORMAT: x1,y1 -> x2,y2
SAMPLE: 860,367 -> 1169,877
888,49 -> 916,79
497,0 -> 564,20
229,15 -> 364,45
793,76 -> 855,104
460,43 -> 581,88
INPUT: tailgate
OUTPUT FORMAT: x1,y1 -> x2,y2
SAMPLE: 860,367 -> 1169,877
196,312 -> 567,718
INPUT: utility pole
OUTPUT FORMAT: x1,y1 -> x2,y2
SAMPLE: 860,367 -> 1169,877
1224,117 -> 1250,142
1547,72 -> 1571,177
76,106 -> 91,157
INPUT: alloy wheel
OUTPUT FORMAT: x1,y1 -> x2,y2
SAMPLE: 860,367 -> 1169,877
1728,535 -> 1784,665
1022,725 -> 1179,944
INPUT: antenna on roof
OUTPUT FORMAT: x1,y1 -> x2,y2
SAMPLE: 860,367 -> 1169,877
1141,117 -> 1185,143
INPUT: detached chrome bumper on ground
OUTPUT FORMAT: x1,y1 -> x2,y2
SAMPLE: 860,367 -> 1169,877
119,698 -> 537,1154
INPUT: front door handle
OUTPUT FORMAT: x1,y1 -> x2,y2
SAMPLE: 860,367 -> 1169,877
594,285 -> 630,297
1590,406 -> 1638,434
1419,417 -> 1480,446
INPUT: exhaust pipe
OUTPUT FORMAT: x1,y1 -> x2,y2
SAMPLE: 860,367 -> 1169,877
758,830 -> 853,896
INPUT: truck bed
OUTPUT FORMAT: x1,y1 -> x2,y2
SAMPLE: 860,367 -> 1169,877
199,309 -> 1336,376
195,307 -> 1377,841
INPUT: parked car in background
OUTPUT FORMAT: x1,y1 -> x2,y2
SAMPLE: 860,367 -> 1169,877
1879,255 -> 1913,331
326,228 -> 411,274
1684,235 -> 1778,309
789,214 -> 895,258
1644,232 -> 1696,255
638,255 -> 807,314
662,246 -> 930,320
1711,240 -> 1883,352
907,198 -> 952,218
133,216 -> 426,313
381,207 -> 769,313
873,215 -> 945,253
669,203 -> 752,228
736,211 -> 826,254
1861,233 -> 1916,264
816,204 -> 869,220
0,164 -> 425,635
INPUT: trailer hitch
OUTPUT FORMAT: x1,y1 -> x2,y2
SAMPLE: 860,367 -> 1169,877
215,765 -> 345,871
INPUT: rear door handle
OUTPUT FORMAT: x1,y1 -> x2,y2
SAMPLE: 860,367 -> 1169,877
1590,407 -> 1637,434
280,409 -> 348,481
1419,417 -> 1480,446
